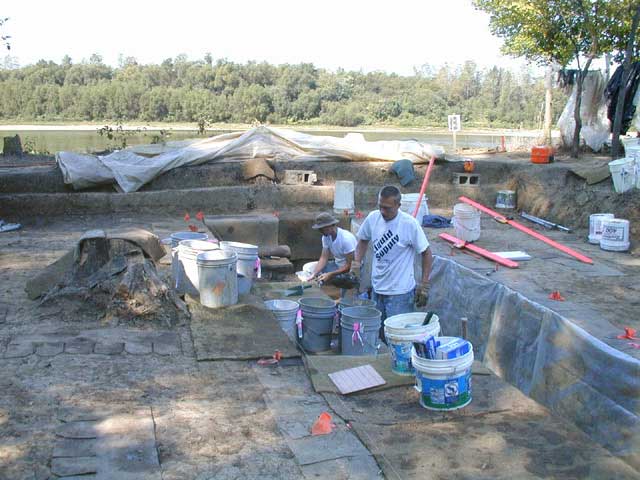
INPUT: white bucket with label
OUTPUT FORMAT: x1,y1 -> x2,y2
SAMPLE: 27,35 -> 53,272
401,193 -> 429,220
608,158 -> 636,193
588,213 -> 615,244
197,250 -> 238,308
411,338 -> 474,411
600,218 -> 630,252
452,203 -> 481,242
333,180 -> 355,215
495,190 -> 516,209
384,313 -> 441,376
175,240 -> 219,296
220,241 -> 260,285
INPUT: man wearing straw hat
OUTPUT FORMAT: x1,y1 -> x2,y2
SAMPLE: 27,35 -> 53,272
352,185 -> 433,330
310,212 -> 357,289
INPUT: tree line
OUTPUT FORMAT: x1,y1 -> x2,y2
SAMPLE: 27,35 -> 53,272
0,54 -> 565,129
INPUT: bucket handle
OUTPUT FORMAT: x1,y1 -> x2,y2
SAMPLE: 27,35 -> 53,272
351,322 -> 364,346
350,322 -> 381,351
296,309 -> 303,339
254,258 -> 262,279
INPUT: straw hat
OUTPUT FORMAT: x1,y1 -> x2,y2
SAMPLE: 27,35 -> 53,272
312,212 -> 339,230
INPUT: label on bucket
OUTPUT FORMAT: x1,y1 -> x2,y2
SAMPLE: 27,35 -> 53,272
390,342 -> 414,374
417,371 -> 471,410
602,225 -> 625,242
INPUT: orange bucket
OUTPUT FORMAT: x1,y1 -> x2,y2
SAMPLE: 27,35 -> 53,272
531,146 -> 553,164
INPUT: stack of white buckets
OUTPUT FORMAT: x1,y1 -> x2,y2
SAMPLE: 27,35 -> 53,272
400,193 -> 429,220
452,203 -> 481,242
383,313 -> 474,411
170,232 -> 260,308
608,138 -> 640,193
588,214 -> 630,252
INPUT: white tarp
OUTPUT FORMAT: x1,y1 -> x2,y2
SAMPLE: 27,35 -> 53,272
57,126 -> 445,193
558,71 -> 610,152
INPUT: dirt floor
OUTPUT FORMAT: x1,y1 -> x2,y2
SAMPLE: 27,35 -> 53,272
1,214 -> 639,479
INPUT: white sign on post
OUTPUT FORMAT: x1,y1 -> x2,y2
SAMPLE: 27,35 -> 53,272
448,114 -> 461,132
448,114 -> 461,151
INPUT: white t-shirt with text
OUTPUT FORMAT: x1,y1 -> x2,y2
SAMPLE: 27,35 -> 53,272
357,210 -> 429,295
321,227 -> 357,267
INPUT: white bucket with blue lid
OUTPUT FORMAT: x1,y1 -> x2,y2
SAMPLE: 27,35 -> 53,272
384,313 -> 440,376
411,337 -> 474,411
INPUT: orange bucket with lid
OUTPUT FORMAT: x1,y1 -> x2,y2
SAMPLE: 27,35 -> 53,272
531,146 -> 554,164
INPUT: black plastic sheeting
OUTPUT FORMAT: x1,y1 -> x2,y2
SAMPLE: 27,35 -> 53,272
428,256 -> 640,467
605,64 -> 640,135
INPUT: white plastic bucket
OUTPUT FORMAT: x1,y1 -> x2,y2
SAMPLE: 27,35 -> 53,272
197,250 -> 238,308
175,240 -> 219,296
452,203 -> 481,242
495,190 -> 516,209
588,213 -> 614,244
600,218 -> 630,252
333,180 -> 355,215
170,232 -> 209,291
411,337 -> 474,411
608,158 -> 636,193
303,261 -> 318,275
220,241 -> 260,284
401,193 -> 429,220
384,313 -> 441,376
264,299 -> 299,340
623,139 -> 640,159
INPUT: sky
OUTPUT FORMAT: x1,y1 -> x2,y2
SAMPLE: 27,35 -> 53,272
2,0 -> 535,75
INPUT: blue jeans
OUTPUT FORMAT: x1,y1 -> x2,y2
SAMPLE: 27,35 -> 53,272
372,289 -> 415,341
321,261 -> 347,298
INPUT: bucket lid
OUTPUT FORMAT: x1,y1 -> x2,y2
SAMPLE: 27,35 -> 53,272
196,250 -> 237,265
220,241 -> 259,254
341,306 -> 382,322
602,218 -> 628,226
171,231 -> 208,242
264,299 -> 299,311
384,312 -> 440,331
299,297 -> 336,309
608,157 -> 635,167
178,239 -> 219,252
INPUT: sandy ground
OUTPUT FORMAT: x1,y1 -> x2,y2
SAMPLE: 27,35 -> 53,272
1,214 -> 638,479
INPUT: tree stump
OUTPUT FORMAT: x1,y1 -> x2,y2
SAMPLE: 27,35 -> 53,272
41,234 -> 188,326
3,135 -> 23,156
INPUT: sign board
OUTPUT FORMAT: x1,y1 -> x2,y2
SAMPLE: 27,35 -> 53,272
448,114 -> 461,132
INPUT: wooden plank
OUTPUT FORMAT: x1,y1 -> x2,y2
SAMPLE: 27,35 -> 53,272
438,233 -> 519,268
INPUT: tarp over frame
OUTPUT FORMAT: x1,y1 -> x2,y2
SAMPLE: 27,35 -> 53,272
56,126 -> 445,193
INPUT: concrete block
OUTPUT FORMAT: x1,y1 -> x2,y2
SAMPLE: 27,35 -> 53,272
35,341 -> 64,356
4,342 -> 34,358
205,213 -> 279,246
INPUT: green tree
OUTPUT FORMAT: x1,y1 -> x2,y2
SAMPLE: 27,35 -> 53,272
475,0 -> 629,157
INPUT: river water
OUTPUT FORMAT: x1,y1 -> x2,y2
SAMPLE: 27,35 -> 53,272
0,128 -> 536,154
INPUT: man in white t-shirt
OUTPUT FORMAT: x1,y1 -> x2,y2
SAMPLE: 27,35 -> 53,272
310,212 -> 357,287
353,186 -> 433,331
